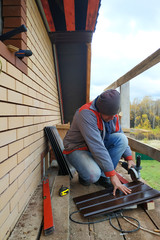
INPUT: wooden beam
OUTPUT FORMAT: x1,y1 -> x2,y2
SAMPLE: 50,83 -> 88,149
86,0 -> 100,31
104,48 -> 160,90
41,0 -> 56,32
63,0 -> 75,31
128,137 -> 160,162
49,31 -> 93,43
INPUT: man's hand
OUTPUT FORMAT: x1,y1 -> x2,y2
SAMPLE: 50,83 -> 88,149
127,160 -> 135,169
110,175 -> 132,196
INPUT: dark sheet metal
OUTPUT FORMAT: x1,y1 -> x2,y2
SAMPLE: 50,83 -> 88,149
73,181 -> 160,218
45,126 -> 73,178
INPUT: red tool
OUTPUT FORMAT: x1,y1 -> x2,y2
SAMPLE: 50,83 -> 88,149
43,178 -> 55,235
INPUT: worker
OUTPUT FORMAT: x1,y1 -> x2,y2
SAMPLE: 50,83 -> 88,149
63,89 -> 135,196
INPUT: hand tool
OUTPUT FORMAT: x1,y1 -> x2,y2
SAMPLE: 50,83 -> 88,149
15,49 -> 32,58
121,155 -> 142,182
43,178 -> 55,235
0,24 -> 27,41
59,185 -> 69,197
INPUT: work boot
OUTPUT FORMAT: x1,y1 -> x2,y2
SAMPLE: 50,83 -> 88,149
95,176 -> 113,189
78,175 -> 91,186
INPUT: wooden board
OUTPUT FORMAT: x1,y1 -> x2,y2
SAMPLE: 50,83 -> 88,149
128,137 -> 160,161
119,207 -> 160,240
104,48 -> 160,91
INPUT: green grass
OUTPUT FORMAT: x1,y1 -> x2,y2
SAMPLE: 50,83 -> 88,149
140,160 -> 160,190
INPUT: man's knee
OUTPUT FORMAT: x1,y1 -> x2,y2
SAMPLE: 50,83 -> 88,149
87,168 -> 101,183
118,133 -> 128,148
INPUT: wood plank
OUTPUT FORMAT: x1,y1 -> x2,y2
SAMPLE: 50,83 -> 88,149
104,48 -> 160,90
119,207 -> 160,240
87,184 -> 124,240
144,198 -> 160,229
40,175 -> 70,240
86,0 -> 100,31
128,137 -> 160,161
69,173 -> 91,240
63,0 -> 75,31
40,0 -> 55,32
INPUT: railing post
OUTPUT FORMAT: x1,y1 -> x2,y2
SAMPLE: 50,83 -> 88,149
120,82 -> 130,130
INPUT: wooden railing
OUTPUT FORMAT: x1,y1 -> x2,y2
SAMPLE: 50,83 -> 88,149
104,48 -> 160,162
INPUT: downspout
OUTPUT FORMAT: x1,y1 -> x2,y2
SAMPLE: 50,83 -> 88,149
53,44 -> 64,124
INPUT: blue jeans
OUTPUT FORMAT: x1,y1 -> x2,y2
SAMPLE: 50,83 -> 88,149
66,133 -> 128,183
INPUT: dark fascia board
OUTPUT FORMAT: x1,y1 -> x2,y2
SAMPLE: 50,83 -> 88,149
49,31 -> 93,44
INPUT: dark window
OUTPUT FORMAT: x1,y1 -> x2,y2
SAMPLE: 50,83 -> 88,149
0,0 -> 2,35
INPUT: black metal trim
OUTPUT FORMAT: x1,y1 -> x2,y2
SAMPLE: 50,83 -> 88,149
44,126 -> 73,179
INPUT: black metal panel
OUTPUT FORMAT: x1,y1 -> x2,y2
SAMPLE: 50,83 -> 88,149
48,0 -> 66,31
44,126 -> 73,178
75,0 -> 88,30
56,43 -> 87,123
74,182 -> 160,218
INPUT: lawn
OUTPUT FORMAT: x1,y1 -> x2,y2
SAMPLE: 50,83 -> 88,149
140,160 -> 160,191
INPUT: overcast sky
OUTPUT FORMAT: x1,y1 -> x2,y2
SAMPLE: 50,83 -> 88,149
90,0 -> 160,102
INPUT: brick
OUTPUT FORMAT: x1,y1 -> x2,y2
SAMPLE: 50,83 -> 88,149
3,0 -> 24,6
0,72 -> 16,90
0,117 -> 8,131
8,116 -> 24,129
8,89 -> 23,104
24,132 -> 38,148
0,56 -> 7,72
0,102 -> 16,116
15,56 -> 27,75
0,87 -> 7,101
0,179 -> 18,211
9,160 -> 25,184
23,95 -> 33,106
16,81 -> 28,95
17,126 -> 29,139
0,129 -> 16,147
6,62 -> 23,81
16,104 -> 29,115
0,203 -> 10,228
23,116 -> 34,126
0,154 -> 17,179
0,205 -> 18,240
28,106 -> 38,115
2,28 -> 27,41
10,184 -> 24,212
4,38 -> 27,50
9,139 -> 24,157
3,6 -> 21,17
4,16 -> 25,28
17,146 -> 30,163
0,146 -> 8,163
0,174 -> 9,195
18,166 -> 30,188
18,185 -> 31,213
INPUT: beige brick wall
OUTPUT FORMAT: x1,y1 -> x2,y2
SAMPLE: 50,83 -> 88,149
0,0 -> 61,239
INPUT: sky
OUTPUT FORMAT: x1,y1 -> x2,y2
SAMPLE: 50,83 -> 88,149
90,0 -> 160,102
